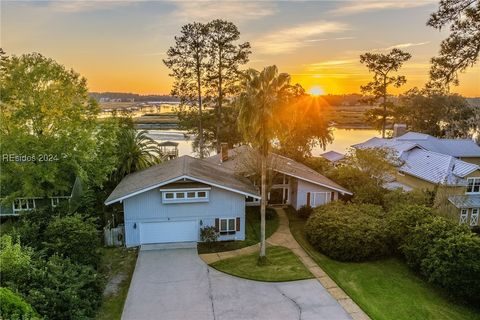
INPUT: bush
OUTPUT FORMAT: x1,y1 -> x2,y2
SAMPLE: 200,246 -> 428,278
421,233 -> 480,303
25,255 -> 104,320
43,214 -> 101,267
305,202 -> 389,261
401,216 -> 469,270
383,189 -> 435,211
0,287 -> 39,320
297,205 -> 314,219
386,204 -> 433,248
200,226 -> 219,243
0,235 -> 33,288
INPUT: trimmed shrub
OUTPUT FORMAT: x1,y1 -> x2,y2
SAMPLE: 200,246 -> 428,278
305,202 -> 389,261
386,204 -> 433,248
0,287 -> 39,320
297,205 -> 314,219
200,226 -> 219,243
25,255 -> 104,320
401,216 -> 469,270
43,214 -> 101,267
421,233 -> 480,303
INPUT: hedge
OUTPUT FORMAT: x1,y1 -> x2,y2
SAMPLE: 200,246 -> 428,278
305,202 -> 389,261
0,287 -> 39,320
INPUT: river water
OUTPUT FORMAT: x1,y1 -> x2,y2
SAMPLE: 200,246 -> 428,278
146,128 -> 380,157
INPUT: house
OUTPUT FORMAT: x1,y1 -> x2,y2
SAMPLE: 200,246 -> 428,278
105,155 -> 261,247
320,151 -> 345,166
0,196 -> 71,216
105,147 -> 351,246
353,131 -> 480,226
205,145 -> 352,210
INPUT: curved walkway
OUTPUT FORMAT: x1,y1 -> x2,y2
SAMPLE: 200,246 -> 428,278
199,207 -> 371,320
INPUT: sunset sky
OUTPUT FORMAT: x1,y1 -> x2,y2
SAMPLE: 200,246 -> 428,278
2,0 -> 479,96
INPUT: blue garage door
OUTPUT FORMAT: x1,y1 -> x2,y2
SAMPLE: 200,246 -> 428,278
140,220 -> 197,244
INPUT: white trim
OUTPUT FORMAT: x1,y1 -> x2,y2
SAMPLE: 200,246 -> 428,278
311,192 -> 331,207
105,175 -> 261,205
470,208 -> 479,226
466,177 -> 480,194
162,190 -> 209,203
275,169 -> 353,195
219,217 -> 236,234
460,208 -> 468,224
159,187 -> 211,192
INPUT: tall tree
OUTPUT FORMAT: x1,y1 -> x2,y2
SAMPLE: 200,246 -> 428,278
205,20 -> 251,152
275,86 -> 333,161
0,52 -> 109,199
164,22 -> 209,158
428,0 -> 480,90
236,66 -> 291,260
393,88 -> 477,138
360,49 -> 411,138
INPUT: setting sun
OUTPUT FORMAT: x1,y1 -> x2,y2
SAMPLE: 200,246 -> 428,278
308,86 -> 325,96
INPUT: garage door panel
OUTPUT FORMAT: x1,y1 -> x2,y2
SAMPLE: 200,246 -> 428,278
140,220 -> 197,244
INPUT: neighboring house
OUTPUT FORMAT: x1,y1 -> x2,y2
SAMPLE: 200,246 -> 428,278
353,131 -> 480,226
105,155 -> 261,247
0,196 -> 71,216
205,145 -> 352,210
320,151 -> 345,166
105,147 -> 352,246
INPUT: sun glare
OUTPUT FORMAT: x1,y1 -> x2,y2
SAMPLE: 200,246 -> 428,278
308,86 -> 325,96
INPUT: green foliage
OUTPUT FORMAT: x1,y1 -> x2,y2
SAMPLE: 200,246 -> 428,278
0,235 -> 33,288
305,202 -> 389,261
427,0 -> 480,89
25,255 -> 104,320
0,287 -> 39,320
383,188 -> 436,211
43,214 -> 101,267
386,204 -> 433,248
394,89 -> 477,138
297,205 -> 314,219
401,217 -> 470,270
421,232 -> 480,303
0,52 -> 103,198
200,226 -> 219,243
359,48 -> 411,137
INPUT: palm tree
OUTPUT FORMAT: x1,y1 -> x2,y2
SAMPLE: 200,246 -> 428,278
115,129 -> 163,181
236,65 -> 291,260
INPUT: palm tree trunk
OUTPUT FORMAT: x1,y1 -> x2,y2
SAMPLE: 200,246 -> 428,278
260,149 -> 267,258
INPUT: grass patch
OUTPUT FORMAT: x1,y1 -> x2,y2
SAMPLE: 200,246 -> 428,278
210,246 -> 313,282
96,247 -> 138,320
285,207 -> 480,320
197,207 -> 279,254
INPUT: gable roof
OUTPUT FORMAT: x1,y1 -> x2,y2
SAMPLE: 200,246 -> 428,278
398,148 -> 479,185
205,146 -> 352,195
105,155 -> 260,205
354,131 -> 480,158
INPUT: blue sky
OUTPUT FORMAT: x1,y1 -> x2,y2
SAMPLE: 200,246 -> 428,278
2,0 -> 479,96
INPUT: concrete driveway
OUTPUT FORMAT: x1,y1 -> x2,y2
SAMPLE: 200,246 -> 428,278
122,248 -> 352,320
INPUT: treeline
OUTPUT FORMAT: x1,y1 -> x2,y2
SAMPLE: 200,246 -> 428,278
89,92 -> 179,102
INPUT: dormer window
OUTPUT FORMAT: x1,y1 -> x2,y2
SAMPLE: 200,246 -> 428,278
466,178 -> 480,194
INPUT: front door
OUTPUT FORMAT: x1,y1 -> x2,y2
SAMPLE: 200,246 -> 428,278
269,188 -> 284,205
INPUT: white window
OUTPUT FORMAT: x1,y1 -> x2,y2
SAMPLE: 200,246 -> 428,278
162,189 -> 210,203
13,198 -> 36,212
466,178 -> 480,194
460,209 -> 468,224
311,192 -> 331,207
470,208 -> 479,226
220,218 -> 236,235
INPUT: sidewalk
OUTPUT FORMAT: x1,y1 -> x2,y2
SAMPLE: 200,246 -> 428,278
199,207 -> 371,320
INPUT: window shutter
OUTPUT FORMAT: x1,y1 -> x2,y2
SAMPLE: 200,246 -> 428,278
306,192 -> 311,207
215,218 -> 219,232
331,192 -> 335,202
236,217 -> 240,231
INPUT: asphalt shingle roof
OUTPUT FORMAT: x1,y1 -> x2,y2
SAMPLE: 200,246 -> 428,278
105,155 -> 259,205
205,146 -> 352,194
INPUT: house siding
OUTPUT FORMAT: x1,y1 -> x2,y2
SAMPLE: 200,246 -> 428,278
123,186 -> 245,247
295,179 -> 337,210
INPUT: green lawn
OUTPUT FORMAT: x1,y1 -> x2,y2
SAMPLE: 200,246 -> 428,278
197,207 -> 279,254
210,246 -> 313,282
285,208 -> 480,320
96,247 -> 138,320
